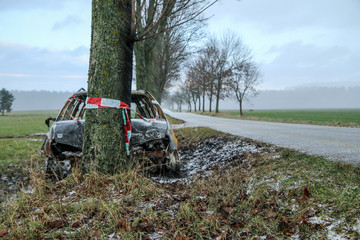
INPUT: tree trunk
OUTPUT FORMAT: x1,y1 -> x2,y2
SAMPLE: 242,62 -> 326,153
202,93 -> 205,112
215,77 -> 221,113
135,39 -> 157,94
198,96 -> 201,111
215,90 -> 220,113
239,100 -> 243,116
134,0 -> 157,97
82,0 -> 133,174
209,96 -> 212,112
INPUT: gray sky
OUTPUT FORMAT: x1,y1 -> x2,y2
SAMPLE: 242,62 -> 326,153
0,0 -> 359,91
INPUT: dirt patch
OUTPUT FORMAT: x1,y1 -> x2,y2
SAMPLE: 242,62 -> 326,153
0,134 -> 271,202
152,136 -> 274,183
0,165 -> 30,202
0,133 -> 46,139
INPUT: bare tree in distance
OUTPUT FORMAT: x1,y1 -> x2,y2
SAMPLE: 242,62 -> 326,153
184,65 -> 201,111
173,90 -> 185,112
195,57 -> 209,112
183,82 -> 193,112
185,32 -> 251,113
213,32 -> 250,113
190,73 -> 201,111
202,40 -> 218,112
181,30 -> 259,115
230,62 -> 261,116
83,0 -> 217,174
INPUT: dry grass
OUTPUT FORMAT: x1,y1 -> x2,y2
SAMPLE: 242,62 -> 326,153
0,124 -> 359,239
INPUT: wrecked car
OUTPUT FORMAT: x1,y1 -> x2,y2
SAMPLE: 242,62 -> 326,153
41,88 -> 180,180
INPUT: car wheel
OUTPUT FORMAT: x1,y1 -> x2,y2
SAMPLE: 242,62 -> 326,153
167,150 -> 181,177
45,157 -> 72,181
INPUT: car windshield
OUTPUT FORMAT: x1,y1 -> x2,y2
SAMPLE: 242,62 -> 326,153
131,94 -> 156,119
57,95 -> 86,121
56,93 -> 161,121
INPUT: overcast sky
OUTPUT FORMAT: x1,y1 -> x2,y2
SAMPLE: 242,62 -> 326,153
0,0 -> 359,91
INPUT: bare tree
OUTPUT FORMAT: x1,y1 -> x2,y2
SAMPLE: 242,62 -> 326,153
230,62 -> 261,116
185,66 -> 201,111
173,90 -> 184,112
183,31 -> 259,116
213,32 -> 248,113
187,40 -> 218,112
185,32 -> 249,113
194,57 -> 209,112
134,0 -> 214,102
183,82 -> 193,111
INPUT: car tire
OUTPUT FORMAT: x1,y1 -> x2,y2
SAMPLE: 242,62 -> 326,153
45,157 -> 72,181
167,150 -> 181,177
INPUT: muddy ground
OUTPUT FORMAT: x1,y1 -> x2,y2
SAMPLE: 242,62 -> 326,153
2,130 -> 358,239
152,135 -> 274,184
0,134 -> 273,203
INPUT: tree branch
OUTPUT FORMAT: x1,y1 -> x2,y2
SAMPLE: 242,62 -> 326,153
135,0 -> 218,42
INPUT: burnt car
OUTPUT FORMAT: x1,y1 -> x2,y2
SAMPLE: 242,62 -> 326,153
41,88 -> 180,179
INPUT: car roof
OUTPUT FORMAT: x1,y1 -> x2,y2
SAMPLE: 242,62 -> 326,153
72,89 -> 149,98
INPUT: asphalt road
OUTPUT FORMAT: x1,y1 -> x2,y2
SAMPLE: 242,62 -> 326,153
165,110 -> 360,165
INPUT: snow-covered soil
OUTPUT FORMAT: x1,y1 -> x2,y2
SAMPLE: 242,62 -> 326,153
152,136 -> 274,184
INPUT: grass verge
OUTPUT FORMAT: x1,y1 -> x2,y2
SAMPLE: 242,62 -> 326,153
166,114 -> 185,125
196,109 -> 360,127
0,126 -> 359,239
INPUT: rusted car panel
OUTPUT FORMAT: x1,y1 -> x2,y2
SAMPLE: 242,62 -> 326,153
41,89 -> 180,179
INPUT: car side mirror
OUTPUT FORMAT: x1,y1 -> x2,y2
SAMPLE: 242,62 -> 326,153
45,117 -> 56,127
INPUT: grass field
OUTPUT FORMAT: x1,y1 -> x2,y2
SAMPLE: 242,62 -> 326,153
198,109 -> 360,127
0,111 -> 57,191
0,110 -> 59,136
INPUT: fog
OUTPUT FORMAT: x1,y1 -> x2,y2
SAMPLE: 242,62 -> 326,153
10,86 -> 360,112
167,86 -> 360,111
11,90 -> 72,111
238,86 -> 360,110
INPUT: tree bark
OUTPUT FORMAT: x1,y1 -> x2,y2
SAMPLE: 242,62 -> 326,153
134,37 -> 158,96
198,96 -> 201,111
215,74 -> 222,113
215,95 -> 220,113
209,96 -> 212,112
239,100 -> 243,116
82,0 -> 133,174
202,92 -> 205,112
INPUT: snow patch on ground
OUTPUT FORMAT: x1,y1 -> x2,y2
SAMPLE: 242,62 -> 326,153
153,136 -> 268,184
308,216 -> 348,240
